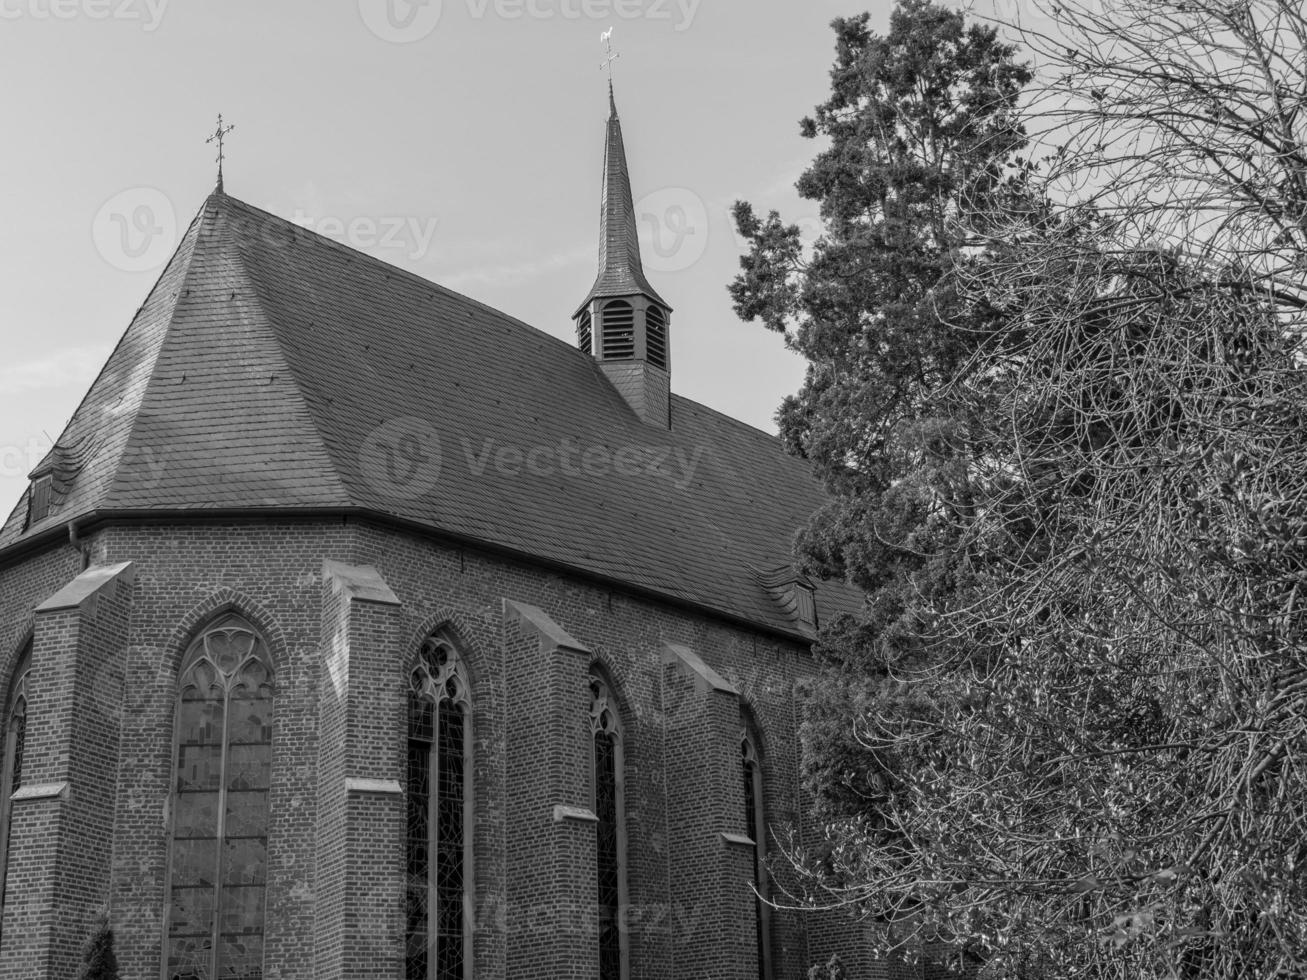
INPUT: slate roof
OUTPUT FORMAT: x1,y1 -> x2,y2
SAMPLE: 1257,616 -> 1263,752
1,192 -> 862,639
574,85 -> 669,316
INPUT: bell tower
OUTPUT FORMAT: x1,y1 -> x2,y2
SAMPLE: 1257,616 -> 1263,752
574,84 -> 673,428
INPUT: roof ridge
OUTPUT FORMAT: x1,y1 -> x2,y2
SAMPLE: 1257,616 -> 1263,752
78,198 -> 211,506
216,195 -> 801,446
670,391 -> 788,444
214,194 -> 589,353
214,195 -> 758,429
219,205 -> 356,506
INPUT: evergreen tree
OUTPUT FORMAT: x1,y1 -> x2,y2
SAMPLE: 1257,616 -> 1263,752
736,2 -> 1307,976
731,0 -> 1032,835
77,914 -> 120,980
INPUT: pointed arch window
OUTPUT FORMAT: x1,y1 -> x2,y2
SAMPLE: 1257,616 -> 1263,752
406,634 -> 473,980
166,615 -> 274,980
0,646 -> 31,934
742,722 -> 773,980
590,673 -> 628,980
600,301 -> 636,360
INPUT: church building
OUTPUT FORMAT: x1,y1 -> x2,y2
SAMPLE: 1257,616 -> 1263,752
0,85 -> 881,980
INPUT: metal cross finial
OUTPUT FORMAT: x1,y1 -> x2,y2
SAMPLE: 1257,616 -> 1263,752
600,27 -> 620,79
207,113 -> 236,193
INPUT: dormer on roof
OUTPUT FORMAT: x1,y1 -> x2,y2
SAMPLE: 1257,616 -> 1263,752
753,564 -> 819,634
23,435 -> 97,531
574,84 -> 673,429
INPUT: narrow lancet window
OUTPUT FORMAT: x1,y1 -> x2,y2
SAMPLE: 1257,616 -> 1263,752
590,673 -> 628,980
742,724 -> 772,980
0,647 -> 30,934
166,615 -> 274,980
406,635 -> 473,980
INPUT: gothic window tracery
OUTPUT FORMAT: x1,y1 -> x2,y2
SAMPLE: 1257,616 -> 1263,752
166,614 -> 274,980
590,673 -> 628,980
406,634 -> 473,980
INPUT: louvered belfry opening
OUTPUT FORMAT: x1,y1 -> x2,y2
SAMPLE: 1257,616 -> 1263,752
600,300 -> 636,360
645,305 -> 668,370
578,309 -> 594,355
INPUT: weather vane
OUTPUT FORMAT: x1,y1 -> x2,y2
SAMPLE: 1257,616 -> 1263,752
601,27 -> 620,79
207,113 -> 236,193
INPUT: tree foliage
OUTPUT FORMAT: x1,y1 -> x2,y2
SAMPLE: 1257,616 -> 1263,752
77,913 -> 120,980
734,2 -> 1307,977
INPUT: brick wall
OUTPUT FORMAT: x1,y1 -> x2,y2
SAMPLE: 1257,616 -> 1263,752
0,517 -> 886,978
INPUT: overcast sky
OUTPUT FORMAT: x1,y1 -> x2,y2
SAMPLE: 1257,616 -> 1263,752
0,0 -> 1026,515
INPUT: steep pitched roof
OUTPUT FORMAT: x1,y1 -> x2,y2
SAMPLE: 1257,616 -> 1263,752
574,85 -> 669,316
1,192 -> 861,638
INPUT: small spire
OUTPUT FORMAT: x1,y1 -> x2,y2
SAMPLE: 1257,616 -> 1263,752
207,113 -> 236,194
574,39 -> 673,426
571,27 -> 667,317
572,71 -> 668,318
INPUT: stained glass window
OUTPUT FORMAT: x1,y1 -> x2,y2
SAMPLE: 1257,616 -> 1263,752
166,615 -> 273,980
742,724 -> 772,980
406,635 -> 472,980
590,674 -> 627,980
0,647 -> 30,938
